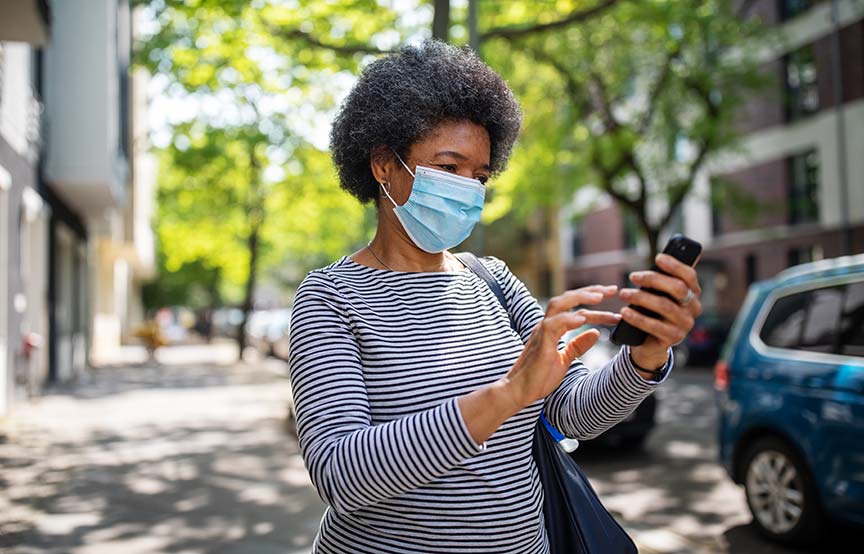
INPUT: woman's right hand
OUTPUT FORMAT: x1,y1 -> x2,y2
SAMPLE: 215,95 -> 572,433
500,285 -> 621,411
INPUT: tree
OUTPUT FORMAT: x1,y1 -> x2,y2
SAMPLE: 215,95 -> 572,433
135,1 -> 373,356
478,0 -> 769,260
259,0 -> 768,269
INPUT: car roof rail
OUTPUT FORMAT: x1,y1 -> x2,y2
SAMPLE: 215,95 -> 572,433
775,254 -> 864,282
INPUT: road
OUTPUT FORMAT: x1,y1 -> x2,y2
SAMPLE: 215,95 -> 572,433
0,343 -> 851,553
579,368 -> 853,554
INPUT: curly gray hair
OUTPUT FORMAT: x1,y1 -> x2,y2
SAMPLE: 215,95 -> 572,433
329,40 -> 522,204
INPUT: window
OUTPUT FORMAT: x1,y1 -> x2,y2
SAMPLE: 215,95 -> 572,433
780,0 -> 813,21
799,287 -> 843,353
623,211 -> 638,250
784,46 -> 819,122
788,150 -> 819,225
570,220 -> 583,259
760,291 -> 809,349
839,282 -> 864,357
760,281 -> 864,357
745,254 -> 758,286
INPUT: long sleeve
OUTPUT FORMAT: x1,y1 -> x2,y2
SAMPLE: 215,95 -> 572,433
288,271 -> 485,515
483,256 -> 672,440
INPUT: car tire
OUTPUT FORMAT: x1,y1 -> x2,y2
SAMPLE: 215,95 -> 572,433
741,436 -> 824,545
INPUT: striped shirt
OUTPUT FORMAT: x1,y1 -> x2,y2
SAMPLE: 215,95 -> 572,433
288,255 -> 670,554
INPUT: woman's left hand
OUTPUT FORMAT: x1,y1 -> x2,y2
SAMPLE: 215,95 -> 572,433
619,253 -> 702,370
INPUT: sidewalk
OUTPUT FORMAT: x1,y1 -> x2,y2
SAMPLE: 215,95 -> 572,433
0,342 -> 325,554
0,343 -> 776,554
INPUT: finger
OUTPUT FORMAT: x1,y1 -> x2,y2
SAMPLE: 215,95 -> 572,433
619,289 -> 692,328
538,312 -> 586,339
687,296 -> 703,318
630,270 -> 690,304
573,309 -> 622,326
545,286 -> 616,316
621,307 -> 686,346
577,284 -> 619,296
655,253 -> 702,296
562,329 -> 600,366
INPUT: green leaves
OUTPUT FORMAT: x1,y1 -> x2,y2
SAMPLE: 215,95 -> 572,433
136,0 -> 771,303
478,0 -> 768,254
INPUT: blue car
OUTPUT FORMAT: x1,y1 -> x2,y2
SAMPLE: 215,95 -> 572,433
716,254 -> 864,546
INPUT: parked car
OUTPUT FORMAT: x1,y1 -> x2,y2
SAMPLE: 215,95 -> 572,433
684,312 -> 734,367
564,327 -> 658,450
245,310 -> 275,354
264,308 -> 292,360
715,254 -> 864,546
211,307 -> 244,338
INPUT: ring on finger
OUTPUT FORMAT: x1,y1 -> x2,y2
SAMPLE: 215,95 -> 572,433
679,288 -> 695,306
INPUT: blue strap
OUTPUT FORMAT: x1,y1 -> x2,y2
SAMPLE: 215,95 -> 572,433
456,252 -> 572,447
539,412 -> 566,442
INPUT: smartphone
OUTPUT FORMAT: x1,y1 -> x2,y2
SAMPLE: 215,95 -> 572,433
610,234 -> 703,347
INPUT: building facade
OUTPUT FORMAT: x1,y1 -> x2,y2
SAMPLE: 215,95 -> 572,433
0,0 -> 154,416
563,0 -> 864,318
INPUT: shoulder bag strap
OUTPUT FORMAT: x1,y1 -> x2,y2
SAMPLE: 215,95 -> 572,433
455,252 -> 517,333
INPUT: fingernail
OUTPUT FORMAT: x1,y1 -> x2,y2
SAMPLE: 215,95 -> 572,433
613,313 -> 622,320
629,272 -> 641,281
620,289 -> 633,299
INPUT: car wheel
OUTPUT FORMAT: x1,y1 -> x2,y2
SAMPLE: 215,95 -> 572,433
741,437 -> 824,545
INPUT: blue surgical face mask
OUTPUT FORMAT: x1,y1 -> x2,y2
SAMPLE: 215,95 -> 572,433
380,153 -> 486,254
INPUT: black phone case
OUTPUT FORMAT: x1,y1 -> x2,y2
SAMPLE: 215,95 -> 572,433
610,235 -> 702,347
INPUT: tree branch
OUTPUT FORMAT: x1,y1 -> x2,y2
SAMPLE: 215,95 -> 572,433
587,70 -> 623,132
638,45 -> 681,134
657,139 -> 710,231
527,47 -> 592,114
267,26 -> 394,55
481,0 -> 621,41
735,0 -> 760,19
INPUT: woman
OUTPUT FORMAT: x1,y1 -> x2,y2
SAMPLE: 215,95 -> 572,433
289,40 -> 701,554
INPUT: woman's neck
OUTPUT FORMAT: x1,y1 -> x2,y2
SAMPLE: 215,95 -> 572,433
355,216 -> 464,273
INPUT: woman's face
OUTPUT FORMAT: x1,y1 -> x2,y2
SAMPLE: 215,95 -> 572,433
377,119 -> 491,205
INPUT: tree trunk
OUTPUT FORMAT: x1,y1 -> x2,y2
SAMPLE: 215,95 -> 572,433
237,220 -> 261,359
645,225 -> 660,267
432,0 -> 450,41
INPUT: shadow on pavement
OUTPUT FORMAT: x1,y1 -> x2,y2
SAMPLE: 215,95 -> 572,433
0,418 -> 324,554
0,345 -> 322,554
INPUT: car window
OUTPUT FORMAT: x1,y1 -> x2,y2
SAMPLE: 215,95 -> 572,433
760,291 -> 809,348
799,286 -> 843,353
839,281 -> 864,358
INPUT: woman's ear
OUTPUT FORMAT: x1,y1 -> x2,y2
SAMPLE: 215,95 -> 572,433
370,146 -> 394,186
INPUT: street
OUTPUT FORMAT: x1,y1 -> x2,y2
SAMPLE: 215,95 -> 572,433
0,343 -> 851,553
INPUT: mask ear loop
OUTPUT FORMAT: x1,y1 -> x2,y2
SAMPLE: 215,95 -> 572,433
379,180 -> 398,207
393,151 -> 415,178
379,150 -> 413,207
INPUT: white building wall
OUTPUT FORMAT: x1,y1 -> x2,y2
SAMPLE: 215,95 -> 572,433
0,163 -> 10,416
0,42 -> 33,157
43,0 -> 128,216
687,99 -> 864,242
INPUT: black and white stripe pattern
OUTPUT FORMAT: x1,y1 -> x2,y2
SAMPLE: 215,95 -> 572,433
288,255 -> 669,554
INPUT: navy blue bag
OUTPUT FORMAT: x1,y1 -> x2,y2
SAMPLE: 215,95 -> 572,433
456,252 -> 638,554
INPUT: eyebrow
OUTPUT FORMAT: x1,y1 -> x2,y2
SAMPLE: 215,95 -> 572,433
433,150 -> 491,171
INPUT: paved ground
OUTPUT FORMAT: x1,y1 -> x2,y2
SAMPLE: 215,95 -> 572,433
0,342 -> 324,554
0,342 -> 853,553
